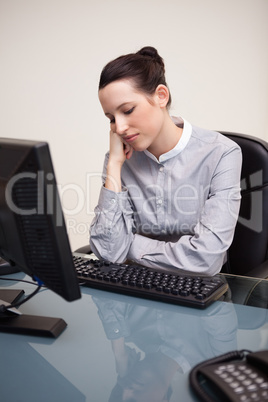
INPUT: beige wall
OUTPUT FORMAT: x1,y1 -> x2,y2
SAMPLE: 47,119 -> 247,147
0,0 -> 267,250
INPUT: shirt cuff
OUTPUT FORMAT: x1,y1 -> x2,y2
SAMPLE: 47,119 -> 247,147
102,319 -> 130,340
98,185 -> 129,212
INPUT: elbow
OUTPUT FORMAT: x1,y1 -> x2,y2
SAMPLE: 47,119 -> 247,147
202,254 -> 225,276
89,237 -> 103,260
89,234 -> 131,264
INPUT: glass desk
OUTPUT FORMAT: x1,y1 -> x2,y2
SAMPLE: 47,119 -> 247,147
0,272 -> 267,402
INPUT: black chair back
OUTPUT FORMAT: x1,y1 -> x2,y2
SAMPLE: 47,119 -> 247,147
221,132 -> 268,276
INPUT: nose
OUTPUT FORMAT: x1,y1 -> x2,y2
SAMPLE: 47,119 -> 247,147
114,116 -> 129,135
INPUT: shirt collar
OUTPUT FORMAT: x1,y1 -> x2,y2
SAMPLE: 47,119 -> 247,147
144,116 -> 192,164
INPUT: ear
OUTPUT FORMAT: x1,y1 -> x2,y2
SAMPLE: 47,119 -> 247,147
155,84 -> 169,108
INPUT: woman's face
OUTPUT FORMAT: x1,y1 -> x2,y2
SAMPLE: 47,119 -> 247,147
98,79 -> 168,154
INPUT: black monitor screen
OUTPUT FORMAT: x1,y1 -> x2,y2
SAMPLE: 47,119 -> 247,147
0,137 -> 81,302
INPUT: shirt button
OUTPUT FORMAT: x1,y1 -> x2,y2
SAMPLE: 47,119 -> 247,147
114,328 -> 119,334
157,199 -> 163,205
159,166 -> 164,172
110,198 -> 116,204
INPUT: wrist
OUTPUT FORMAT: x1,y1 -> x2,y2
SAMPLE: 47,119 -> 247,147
107,159 -> 124,170
105,161 -> 123,193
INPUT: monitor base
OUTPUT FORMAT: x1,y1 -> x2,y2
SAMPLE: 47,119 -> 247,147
0,312 -> 67,338
0,258 -> 21,275
0,289 -> 67,338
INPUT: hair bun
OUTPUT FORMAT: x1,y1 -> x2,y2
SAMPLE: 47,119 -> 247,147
137,46 -> 164,68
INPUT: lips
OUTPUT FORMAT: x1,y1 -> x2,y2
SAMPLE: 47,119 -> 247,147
124,134 -> 139,143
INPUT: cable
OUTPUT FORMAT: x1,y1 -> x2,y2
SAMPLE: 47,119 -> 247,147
0,276 -> 45,286
0,284 -> 42,313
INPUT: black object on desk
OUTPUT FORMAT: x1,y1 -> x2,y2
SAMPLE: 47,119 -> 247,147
0,137 -> 81,337
0,313 -> 67,338
73,254 -> 229,309
190,349 -> 268,402
0,257 -> 20,275
0,289 -> 67,337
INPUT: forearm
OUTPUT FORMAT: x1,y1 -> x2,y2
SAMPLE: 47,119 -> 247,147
90,186 -> 134,262
127,233 -> 225,276
105,160 -> 123,193
127,195 -> 241,276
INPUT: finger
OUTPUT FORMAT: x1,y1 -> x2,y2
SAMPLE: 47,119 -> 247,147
125,145 -> 134,160
124,143 -> 131,154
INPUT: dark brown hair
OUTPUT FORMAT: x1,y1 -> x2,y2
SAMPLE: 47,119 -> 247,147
98,46 -> 172,108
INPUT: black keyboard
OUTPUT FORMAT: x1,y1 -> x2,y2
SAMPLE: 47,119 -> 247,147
73,253 -> 228,309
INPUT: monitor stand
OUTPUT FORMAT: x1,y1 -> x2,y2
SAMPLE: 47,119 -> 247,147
0,258 -> 21,275
0,289 -> 67,338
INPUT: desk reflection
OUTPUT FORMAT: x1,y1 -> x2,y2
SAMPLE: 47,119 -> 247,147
92,296 -> 238,402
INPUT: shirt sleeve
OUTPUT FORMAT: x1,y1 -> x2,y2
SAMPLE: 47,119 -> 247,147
90,185 -> 135,262
90,153 -> 135,262
127,145 -> 242,276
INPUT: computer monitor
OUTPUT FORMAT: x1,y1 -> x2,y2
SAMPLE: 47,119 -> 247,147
0,137 -> 81,335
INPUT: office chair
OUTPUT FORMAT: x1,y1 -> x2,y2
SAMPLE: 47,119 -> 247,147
220,131 -> 268,279
76,131 -> 268,279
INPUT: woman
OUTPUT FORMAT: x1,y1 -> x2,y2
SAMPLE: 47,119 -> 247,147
90,46 -> 242,276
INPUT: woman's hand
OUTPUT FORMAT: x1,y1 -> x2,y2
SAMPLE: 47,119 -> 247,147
108,130 -> 134,165
105,130 -> 134,192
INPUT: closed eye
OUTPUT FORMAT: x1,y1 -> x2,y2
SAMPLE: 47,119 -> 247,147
124,107 -> 135,115
108,107 -> 134,124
